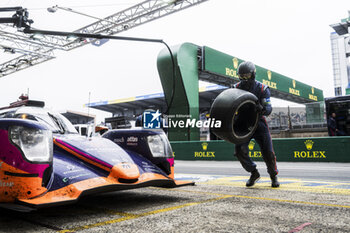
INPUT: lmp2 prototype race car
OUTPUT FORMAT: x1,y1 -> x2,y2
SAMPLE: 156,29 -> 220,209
0,96 -> 193,211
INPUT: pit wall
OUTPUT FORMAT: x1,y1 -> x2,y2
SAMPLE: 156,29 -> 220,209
170,137 -> 350,162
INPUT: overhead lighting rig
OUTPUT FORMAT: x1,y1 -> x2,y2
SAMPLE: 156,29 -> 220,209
0,0 -> 208,78
0,5 -> 177,113
0,7 -> 33,29
0,6 -> 172,64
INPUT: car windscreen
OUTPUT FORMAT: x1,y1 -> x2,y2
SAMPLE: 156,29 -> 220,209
0,107 -> 78,134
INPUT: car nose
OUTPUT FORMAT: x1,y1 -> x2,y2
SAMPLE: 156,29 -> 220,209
108,162 -> 140,183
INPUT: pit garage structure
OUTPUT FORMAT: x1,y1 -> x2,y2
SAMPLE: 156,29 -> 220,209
87,43 -> 324,141
61,110 -> 96,125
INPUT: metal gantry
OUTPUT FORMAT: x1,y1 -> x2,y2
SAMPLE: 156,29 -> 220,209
0,0 -> 208,78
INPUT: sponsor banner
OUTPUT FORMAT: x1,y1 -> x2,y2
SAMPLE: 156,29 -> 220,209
194,142 -> 216,158
171,137 -> 350,162
202,46 -> 324,102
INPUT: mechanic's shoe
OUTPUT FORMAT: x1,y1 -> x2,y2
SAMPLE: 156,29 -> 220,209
271,175 -> 280,188
246,170 -> 260,187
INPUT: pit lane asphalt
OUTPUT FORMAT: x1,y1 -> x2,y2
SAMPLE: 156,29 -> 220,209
1,161 -> 350,233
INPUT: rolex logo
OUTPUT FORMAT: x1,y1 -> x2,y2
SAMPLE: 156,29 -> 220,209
267,70 -> 272,80
311,87 -> 314,94
233,58 -> 238,69
248,141 -> 255,150
304,140 -> 314,150
202,142 -> 208,151
292,80 -> 296,88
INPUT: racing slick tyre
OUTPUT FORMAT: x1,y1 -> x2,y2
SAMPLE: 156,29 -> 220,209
209,88 -> 259,144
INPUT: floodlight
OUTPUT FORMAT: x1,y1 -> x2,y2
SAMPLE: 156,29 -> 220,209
47,6 -> 58,13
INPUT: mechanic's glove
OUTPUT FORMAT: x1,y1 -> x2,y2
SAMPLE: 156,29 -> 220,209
256,103 -> 264,113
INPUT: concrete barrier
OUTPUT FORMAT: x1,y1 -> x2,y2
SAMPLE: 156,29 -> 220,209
170,136 -> 350,162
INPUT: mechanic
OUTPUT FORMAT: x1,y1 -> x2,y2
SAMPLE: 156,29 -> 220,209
328,112 -> 338,136
327,112 -> 347,136
233,61 -> 279,188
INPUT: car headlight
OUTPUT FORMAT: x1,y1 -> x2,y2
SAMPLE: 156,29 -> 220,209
9,125 -> 53,162
147,134 -> 173,158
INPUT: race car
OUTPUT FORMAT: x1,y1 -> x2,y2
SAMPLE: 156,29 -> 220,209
0,97 -> 193,211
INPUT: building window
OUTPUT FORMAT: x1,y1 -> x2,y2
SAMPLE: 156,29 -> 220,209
335,87 -> 342,96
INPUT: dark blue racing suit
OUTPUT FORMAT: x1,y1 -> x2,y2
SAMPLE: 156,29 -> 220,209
327,116 -> 337,136
234,80 -> 278,177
